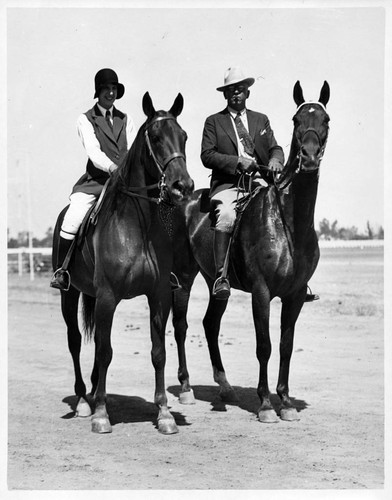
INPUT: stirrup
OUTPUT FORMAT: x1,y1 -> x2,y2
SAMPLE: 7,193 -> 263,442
305,285 -> 320,302
170,272 -> 182,292
212,276 -> 231,300
50,268 -> 71,292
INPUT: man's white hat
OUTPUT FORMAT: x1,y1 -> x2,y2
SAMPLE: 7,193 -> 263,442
217,66 -> 255,92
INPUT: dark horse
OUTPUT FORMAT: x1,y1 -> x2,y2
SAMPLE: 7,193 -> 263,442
171,81 -> 330,422
52,93 -> 194,434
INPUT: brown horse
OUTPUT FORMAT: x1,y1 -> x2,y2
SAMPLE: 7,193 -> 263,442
171,81 -> 330,422
52,92 -> 194,434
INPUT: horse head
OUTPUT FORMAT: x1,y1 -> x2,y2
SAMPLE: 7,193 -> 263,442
291,81 -> 330,173
141,92 -> 194,203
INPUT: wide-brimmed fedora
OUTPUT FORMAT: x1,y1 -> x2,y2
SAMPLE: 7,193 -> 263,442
216,66 -> 255,92
94,68 -> 125,99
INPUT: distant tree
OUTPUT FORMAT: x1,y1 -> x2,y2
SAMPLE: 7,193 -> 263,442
366,221 -> 374,239
317,218 -> 339,240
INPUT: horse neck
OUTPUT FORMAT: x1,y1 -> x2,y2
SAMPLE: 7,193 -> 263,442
284,136 -> 319,245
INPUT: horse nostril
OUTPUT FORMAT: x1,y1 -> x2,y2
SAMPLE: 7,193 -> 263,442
301,145 -> 309,157
173,179 -> 194,195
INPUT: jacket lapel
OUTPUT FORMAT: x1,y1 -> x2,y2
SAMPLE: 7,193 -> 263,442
247,110 -> 258,142
220,109 -> 238,150
92,104 -> 119,141
112,108 -> 125,140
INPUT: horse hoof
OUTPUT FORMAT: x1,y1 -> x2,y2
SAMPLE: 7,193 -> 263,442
158,417 -> 179,435
179,389 -> 196,405
91,417 -> 112,434
258,409 -> 279,423
219,389 -> 239,403
75,397 -> 92,418
280,407 -> 300,421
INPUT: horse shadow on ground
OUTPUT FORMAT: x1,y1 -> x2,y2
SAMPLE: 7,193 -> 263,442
61,394 -> 191,430
167,385 -> 309,417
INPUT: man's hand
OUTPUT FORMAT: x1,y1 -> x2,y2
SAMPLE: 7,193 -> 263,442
268,158 -> 283,172
237,156 -> 257,174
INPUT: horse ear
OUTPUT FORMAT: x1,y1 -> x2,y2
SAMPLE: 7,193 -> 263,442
319,81 -> 330,107
169,93 -> 184,117
142,92 -> 155,118
293,81 -> 305,106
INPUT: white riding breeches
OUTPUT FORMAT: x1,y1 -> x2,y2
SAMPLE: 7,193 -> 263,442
211,187 -> 246,233
60,192 -> 97,240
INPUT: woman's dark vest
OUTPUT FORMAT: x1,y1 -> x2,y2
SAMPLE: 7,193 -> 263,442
72,104 -> 128,196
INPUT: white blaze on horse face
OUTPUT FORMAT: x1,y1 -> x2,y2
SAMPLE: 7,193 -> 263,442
308,107 -> 315,113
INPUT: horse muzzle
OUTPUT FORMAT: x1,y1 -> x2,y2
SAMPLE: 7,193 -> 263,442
169,178 -> 195,203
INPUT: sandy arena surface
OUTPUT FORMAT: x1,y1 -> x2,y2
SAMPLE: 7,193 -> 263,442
6,246 -> 387,495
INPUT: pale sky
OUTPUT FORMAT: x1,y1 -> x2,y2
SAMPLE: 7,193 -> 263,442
5,0 -> 388,238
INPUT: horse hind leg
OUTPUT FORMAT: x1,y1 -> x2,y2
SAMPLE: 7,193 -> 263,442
61,286 -> 92,417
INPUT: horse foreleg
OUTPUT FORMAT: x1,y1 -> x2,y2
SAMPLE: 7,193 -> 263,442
149,291 -> 179,434
90,293 -> 116,434
61,286 -> 91,417
172,287 -> 196,405
203,287 -> 237,402
277,292 -> 306,421
252,287 -> 279,423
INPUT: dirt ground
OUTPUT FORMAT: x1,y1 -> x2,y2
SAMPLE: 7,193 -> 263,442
6,246 -> 386,493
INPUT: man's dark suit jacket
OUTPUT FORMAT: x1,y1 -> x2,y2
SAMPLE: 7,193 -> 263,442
201,107 -> 284,197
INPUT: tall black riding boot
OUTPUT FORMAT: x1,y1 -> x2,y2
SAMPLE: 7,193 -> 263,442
212,230 -> 232,300
50,236 -> 74,291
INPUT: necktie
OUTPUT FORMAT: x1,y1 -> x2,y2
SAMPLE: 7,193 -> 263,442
234,112 -> 254,156
105,110 -> 113,130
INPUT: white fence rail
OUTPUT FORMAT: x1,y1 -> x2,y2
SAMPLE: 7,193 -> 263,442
7,247 -> 52,280
7,240 -> 384,281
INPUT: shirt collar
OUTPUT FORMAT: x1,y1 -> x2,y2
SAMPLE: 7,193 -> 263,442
228,106 -> 247,119
97,103 -> 113,117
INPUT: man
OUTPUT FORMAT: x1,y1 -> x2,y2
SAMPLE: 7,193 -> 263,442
201,66 -> 284,300
50,68 -> 136,291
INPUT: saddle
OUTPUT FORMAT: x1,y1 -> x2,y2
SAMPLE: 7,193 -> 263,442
76,178 -> 111,247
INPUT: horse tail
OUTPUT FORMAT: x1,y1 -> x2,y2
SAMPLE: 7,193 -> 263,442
81,293 -> 96,342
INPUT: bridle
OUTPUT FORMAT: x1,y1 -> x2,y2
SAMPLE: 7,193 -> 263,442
144,116 -> 186,177
273,103 -> 329,190
294,102 -> 329,174
295,126 -> 328,174
119,115 -> 186,205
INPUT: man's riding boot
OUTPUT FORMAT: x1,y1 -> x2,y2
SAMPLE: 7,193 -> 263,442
212,230 -> 232,300
50,237 -> 74,291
